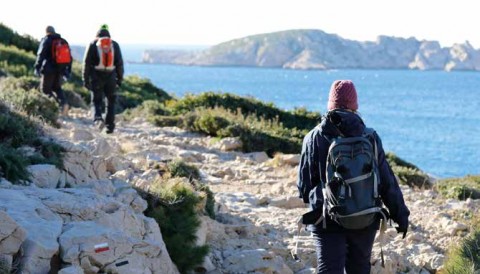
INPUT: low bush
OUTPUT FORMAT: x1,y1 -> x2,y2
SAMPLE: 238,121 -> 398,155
0,84 -> 59,127
0,144 -> 30,183
181,107 -> 303,155
123,100 -> 170,122
0,44 -> 36,77
116,76 -> 172,112
166,91 -> 320,130
0,102 -> 64,183
386,152 -> 431,188
143,179 -> 209,273
442,229 -> 480,273
167,160 -> 201,181
435,175 -> 480,200
0,23 -> 39,53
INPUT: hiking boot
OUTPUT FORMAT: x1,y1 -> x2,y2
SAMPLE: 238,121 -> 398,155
61,104 -> 69,116
106,124 -> 114,134
94,119 -> 105,131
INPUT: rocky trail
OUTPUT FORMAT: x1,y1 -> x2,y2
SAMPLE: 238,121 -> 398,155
1,107 -> 478,274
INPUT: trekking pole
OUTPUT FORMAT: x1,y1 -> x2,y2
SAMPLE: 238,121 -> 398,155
290,216 -> 303,262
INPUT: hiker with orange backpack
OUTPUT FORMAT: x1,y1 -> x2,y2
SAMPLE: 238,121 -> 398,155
296,80 -> 410,273
82,24 -> 124,134
34,25 -> 71,115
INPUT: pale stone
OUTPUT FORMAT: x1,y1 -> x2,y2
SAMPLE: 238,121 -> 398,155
277,154 -> 301,166
27,164 -> 61,188
69,129 -> 94,142
246,152 -> 270,163
0,189 -> 63,274
214,137 -> 242,151
0,210 -> 27,255
58,265 -> 84,274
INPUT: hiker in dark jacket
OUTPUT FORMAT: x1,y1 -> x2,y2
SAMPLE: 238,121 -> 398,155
82,24 -> 124,134
297,80 -> 410,274
34,25 -> 71,115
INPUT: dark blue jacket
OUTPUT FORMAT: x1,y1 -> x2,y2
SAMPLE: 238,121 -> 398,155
297,109 -> 410,232
34,33 -> 71,75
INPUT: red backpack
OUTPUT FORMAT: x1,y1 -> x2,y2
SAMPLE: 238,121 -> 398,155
51,38 -> 72,65
95,37 -> 115,71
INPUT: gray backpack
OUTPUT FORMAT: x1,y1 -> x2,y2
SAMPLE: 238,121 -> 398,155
323,128 -> 384,229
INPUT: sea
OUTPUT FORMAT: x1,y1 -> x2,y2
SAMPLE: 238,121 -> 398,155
125,64 -> 480,179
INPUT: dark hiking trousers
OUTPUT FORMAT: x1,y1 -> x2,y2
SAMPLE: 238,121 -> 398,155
40,72 -> 67,107
313,229 -> 377,274
91,72 -> 116,131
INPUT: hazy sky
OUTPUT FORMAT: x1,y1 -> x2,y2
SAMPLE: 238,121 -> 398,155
1,0 -> 479,48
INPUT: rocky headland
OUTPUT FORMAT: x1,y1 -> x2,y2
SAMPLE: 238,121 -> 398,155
142,29 -> 480,71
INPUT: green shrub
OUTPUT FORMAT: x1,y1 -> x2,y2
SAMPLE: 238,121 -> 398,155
0,23 -> 39,53
443,229 -> 480,273
386,152 -> 421,171
116,75 -> 172,112
0,85 -> 59,127
0,144 -> 30,184
123,100 -> 170,122
199,184 -> 215,219
143,180 -> 209,273
386,152 -> 431,188
0,44 -> 36,77
391,166 -> 431,188
177,107 -> 303,155
435,176 -> 480,200
152,116 -> 182,127
0,102 -> 39,147
166,92 -> 320,130
168,160 -> 201,181
0,102 -> 64,183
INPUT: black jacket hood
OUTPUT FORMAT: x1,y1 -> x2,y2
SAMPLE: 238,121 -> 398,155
320,109 -> 366,138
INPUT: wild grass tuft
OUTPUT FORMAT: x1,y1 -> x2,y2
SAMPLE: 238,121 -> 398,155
443,228 -> 480,273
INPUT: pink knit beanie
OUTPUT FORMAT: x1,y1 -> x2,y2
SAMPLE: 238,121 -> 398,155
327,80 -> 358,111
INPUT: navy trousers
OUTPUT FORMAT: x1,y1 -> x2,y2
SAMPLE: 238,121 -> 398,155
312,229 -> 377,274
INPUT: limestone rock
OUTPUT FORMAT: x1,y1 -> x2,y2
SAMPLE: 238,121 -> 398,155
58,265 -> 84,274
213,137 -> 243,151
27,164 -> 61,188
0,188 -> 63,274
0,210 -> 27,255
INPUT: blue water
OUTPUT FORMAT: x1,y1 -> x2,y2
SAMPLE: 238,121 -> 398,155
125,64 -> 480,178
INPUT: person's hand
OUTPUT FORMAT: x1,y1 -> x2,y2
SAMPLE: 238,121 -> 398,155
84,82 -> 91,90
34,69 -> 40,77
116,79 -> 122,87
395,225 -> 408,239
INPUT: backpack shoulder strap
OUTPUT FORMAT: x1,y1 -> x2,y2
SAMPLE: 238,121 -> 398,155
363,127 -> 378,162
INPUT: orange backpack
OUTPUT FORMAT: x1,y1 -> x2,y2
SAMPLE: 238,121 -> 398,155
52,38 -> 72,65
95,37 -> 115,71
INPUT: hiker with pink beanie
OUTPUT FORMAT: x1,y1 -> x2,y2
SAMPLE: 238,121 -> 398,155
297,80 -> 410,273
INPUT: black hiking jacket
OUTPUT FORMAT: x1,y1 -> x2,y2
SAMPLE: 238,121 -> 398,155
297,109 -> 410,232
82,29 -> 124,86
34,33 -> 72,75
